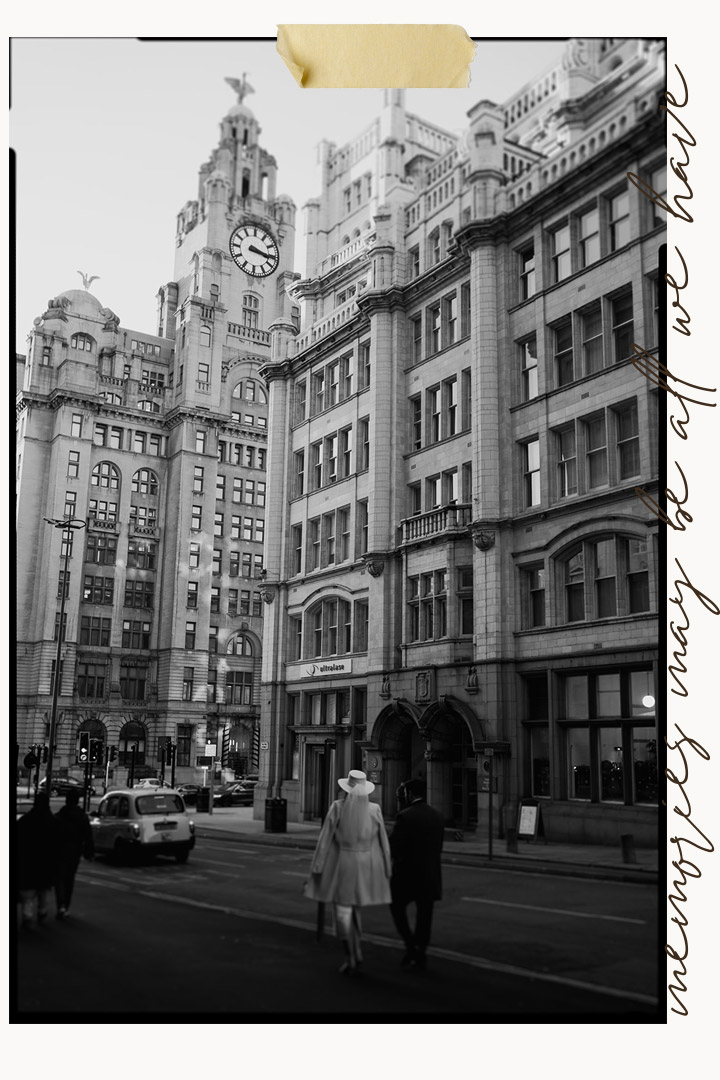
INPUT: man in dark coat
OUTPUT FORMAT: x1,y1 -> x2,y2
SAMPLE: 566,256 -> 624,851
54,789 -> 94,918
389,777 -> 444,970
17,792 -> 58,929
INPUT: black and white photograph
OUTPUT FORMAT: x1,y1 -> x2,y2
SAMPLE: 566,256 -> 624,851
10,13 -> 710,1049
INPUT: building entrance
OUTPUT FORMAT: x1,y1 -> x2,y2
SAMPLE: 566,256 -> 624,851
304,739 -> 337,820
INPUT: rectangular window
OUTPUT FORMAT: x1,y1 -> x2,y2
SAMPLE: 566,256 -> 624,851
124,580 -> 154,608
359,419 -> 370,470
228,589 -> 239,616
86,535 -> 117,566
460,282 -> 471,337
609,189 -> 630,250
611,289 -> 634,363
122,619 -> 151,650
526,567 -> 546,627
565,549 -> 585,622
210,586 -> 220,613
357,500 -> 369,556
457,566 -> 473,635
427,304 -> 441,355
94,424 -> 107,447
340,354 -> 353,399
552,223 -> 571,282
340,427 -> 352,478
578,206 -> 600,267
325,434 -> 338,485
554,318 -> 574,387
214,513 -> 224,537
443,294 -> 458,347
68,451 -> 80,477
410,315 -> 423,365
310,441 -> 322,490
240,589 -> 251,615
229,551 -> 240,577
312,371 -> 325,415
337,507 -> 350,563
322,512 -> 336,566
627,539 -> 650,614
77,662 -> 106,699
185,622 -> 196,650
244,480 -> 255,505
191,505 -> 202,531
521,337 -> 538,401
427,387 -> 440,444
182,667 -> 194,702
442,469 -> 458,504
119,664 -> 147,701
426,474 -> 441,509
193,466 -> 205,494
519,245 -> 536,300
326,362 -> 339,407
530,726 -> 550,797
308,518 -> 321,571
292,525 -> 303,575
196,430 -> 207,453
408,246 -> 420,278
594,539 -> 617,618
523,438 -> 540,507
616,402 -> 640,479
83,574 -> 114,605
581,302 -> 603,375
443,378 -> 458,438
585,415 -> 608,489
411,396 -> 422,451
187,582 -> 199,608
294,450 -> 305,496
294,380 -> 307,425
212,549 -> 222,576
358,341 -> 371,389
79,616 -> 111,647
557,425 -> 577,497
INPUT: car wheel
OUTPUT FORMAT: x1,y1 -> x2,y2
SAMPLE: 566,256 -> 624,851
175,849 -> 190,864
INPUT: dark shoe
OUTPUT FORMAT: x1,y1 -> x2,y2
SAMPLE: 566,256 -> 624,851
411,952 -> 427,971
56,908 -> 69,920
339,961 -> 357,977
400,949 -> 417,968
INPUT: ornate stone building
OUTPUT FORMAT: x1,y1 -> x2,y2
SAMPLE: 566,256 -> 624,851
259,39 -> 664,845
16,80 -> 297,785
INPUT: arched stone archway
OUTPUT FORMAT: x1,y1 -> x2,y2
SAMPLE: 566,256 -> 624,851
372,700 -> 425,819
419,698 -> 484,827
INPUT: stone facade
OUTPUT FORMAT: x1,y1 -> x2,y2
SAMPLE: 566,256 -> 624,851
259,39 -> 664,845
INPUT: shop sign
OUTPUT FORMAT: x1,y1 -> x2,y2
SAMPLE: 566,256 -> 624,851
286,658 -> 353,680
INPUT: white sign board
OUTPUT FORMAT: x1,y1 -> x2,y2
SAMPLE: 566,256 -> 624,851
205,744 -> 217,756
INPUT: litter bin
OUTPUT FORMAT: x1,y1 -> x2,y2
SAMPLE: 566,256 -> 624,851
265,797 -> 287,833
196,787 -> 210,812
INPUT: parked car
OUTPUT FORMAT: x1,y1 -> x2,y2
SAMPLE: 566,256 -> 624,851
90,789 -> 195,863
213,782 -> 255,807
39,776 -> 96,797
176,783 -> 201,805
133,778 -> 173,789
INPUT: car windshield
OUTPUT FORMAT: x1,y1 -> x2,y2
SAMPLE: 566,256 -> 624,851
135,794 -> 185,815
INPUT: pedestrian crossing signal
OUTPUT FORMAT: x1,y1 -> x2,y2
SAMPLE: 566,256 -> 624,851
89,738 -> 103,764
78,732 -> 90,763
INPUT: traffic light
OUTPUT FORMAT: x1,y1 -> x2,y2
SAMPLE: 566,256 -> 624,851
89,738 -> 103,764
78,732 -> 90,764
42,745 -> 49,763
109,745 -> 117,762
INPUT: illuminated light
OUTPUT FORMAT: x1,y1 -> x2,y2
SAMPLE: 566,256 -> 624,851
642,695 -> 655,708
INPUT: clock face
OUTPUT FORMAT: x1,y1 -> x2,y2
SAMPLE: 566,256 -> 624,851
229,224 -> 279,278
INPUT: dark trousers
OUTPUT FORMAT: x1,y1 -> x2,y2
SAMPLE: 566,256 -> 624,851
390,895 -> 435,955
55,857 -> 80,911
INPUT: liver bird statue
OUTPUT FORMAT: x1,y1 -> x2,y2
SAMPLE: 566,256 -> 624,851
225,74 -> 254,105
78,271 -> 100,291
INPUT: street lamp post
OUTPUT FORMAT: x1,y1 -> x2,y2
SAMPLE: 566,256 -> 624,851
44,515 -> 87,793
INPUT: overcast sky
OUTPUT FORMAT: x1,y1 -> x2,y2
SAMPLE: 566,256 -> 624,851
11,37 -> 568,354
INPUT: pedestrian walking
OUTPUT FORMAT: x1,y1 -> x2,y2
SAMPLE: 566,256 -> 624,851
389,777 -> 445,970
54,788 -> 94,919
17,792 -> 58,930
304,770 -> 391,976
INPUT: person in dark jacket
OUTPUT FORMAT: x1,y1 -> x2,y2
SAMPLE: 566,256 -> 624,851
389,777 -> 444,970
54,789 -> 94,918
17,792 -> 59,929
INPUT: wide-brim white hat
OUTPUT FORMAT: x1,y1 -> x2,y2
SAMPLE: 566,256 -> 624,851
338,769 -> 375,795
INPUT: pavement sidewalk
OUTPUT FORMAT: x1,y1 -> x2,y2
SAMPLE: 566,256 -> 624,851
191,805 -> 659,884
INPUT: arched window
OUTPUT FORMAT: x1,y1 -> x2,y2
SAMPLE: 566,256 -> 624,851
137,400 -> 161,413
556,535 -> 652,625
131,468 -> 159,496
118,720 -> 147,766
232,379 -> 267,404
226,634 -> 253,657
242,294 -> 260,329
71,333 -> 95,352
199,325 -> 211,347
305,598 -> 352,659
91,462 -> 121,489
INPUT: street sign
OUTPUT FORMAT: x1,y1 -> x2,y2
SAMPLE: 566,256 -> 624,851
24,752 -> 38,768
205,744 -> 216,756
260,741 -> 269,750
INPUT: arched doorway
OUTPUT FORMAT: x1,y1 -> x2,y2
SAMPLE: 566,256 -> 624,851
373,701 -> 426,820
420,699 -> 484,829
118,720 -> 147,766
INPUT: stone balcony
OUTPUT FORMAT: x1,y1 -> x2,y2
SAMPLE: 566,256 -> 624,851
400,502 -> 472,545
294,295 -> 360,354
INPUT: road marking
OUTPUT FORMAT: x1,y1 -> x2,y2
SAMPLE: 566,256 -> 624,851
281,871 -> 308,878
82,876 -> 656,1005
461,897 -> 646,924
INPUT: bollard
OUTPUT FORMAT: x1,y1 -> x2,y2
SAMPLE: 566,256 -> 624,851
506,827 -> 518,854
620,833 -> 637,864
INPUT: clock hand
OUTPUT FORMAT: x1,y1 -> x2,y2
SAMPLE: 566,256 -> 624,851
247,244 -> 267,257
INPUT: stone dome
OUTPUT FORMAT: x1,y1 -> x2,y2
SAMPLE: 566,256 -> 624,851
57,289 -> 104,317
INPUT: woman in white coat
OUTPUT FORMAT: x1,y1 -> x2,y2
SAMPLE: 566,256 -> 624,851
304,770 -> 391,975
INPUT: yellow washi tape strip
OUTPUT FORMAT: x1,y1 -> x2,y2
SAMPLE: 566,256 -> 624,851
277,24 -> 475,88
